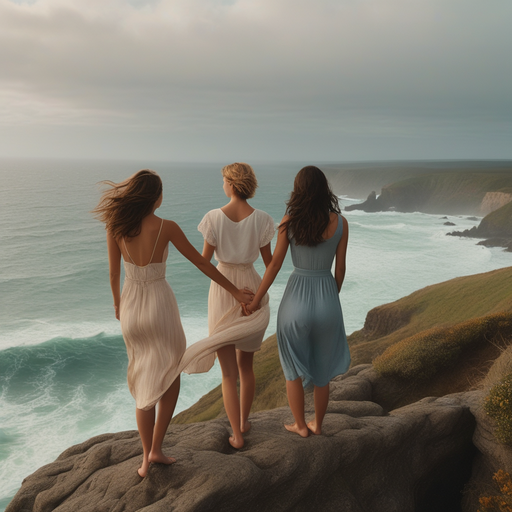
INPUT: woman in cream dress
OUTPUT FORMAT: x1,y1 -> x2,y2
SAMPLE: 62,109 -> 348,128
94,170 -> 253,477
196,163 -> 274,448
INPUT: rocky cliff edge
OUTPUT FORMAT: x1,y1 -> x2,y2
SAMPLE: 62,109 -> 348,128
7,365 -> 509,512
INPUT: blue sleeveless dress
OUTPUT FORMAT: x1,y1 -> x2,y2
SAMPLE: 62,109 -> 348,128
276,215 -> 351,388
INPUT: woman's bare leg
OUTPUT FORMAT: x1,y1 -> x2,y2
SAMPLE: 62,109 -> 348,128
237,349 -> 255,433
284,378 -> 309,438
149,377 -> 180,465
135,406 -> 156,477
217,344 -> 244,448
307,383 -> 329,435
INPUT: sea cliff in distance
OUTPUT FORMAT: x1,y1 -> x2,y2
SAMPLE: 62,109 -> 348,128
322,160 -> 512,216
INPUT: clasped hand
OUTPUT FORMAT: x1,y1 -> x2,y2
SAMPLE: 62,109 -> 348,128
238,287 -> 260,316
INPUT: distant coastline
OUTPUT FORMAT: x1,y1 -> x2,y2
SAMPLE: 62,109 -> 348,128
322,160 -> 512,253
323,160 -> 512,214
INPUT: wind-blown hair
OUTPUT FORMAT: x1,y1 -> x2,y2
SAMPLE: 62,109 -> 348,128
222,162 -> 258,200
281,166 -> 341,247
93,169 -> 163,240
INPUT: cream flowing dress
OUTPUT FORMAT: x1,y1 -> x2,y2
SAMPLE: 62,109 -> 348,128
119,219 -> 186,411
119,212 -> 274,410
181,208 -> 275,374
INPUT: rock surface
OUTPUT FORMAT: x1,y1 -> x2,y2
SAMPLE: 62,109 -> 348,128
461,390 -> 512,510
344,191 -> 382,212
476,237 -> 511,247
7,365 -> 489,512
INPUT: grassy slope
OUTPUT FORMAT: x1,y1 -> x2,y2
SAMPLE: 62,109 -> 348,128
349,266 -> 512,365
174,267 -> 512,422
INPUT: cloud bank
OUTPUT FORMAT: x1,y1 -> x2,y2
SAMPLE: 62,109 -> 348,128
1,0 -> 511,160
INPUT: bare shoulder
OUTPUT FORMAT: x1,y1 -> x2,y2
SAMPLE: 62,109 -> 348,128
276,214 -> 289,228
161,218 -> 182,234
107,230 -> 122,249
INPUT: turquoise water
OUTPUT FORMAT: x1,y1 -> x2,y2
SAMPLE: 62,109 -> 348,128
1,159 -> 511,509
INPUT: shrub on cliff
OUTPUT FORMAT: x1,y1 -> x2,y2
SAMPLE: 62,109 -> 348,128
478,470 -> 512,512
485,373 -> 512,446
373,312 -> 512,382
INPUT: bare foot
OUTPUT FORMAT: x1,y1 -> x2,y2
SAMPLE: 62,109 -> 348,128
229,435 -> 244,449
138,458 -> 150,478
284,422 -> 309,438
241,420 -> 251,433
307,421 -> 321,435
148,450 -> 176,465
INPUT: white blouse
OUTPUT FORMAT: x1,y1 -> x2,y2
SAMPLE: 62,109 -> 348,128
198,208 -> 275,265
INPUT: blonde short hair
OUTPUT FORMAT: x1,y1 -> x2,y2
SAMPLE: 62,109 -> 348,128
222,162 -> 258,200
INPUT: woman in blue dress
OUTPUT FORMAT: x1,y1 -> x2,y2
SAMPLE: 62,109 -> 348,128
246,166 -> 350,437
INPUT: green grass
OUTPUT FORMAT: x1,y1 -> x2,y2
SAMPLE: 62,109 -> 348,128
349,266 -> 512,366
373,312 -> 512,381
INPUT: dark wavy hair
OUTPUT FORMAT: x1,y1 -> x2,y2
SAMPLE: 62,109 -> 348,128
92,169 -> 163,240
281,166 -> 341,247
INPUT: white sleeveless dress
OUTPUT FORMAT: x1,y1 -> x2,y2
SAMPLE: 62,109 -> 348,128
119,220 -> 186,411
180,208 -> 275,374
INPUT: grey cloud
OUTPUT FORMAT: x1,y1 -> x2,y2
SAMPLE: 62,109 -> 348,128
0,0 -> 511,159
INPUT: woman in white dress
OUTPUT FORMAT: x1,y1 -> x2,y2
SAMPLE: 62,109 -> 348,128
197,163 -> 275,448
94,169 -> 253,477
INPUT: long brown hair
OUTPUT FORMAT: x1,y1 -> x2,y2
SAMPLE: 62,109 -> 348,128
281,166 -> 341,247
92,169 -> 163,240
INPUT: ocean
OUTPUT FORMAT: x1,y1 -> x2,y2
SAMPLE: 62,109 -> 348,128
1,159 -> 511,509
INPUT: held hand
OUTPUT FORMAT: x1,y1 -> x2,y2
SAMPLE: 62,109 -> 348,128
237,287 -> 254,305
245,300 -> 261,315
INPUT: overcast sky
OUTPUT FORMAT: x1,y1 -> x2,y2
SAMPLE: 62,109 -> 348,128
1,0 -> 511,162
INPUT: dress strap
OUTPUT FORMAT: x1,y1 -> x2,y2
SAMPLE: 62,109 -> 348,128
148,218 -> 164,264
123,218 -> 164,266
123,238 -> 136,265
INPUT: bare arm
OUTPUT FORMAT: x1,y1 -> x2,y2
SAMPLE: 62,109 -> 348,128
106,231 -> 122,320
246,216 -> 290,313
167,221 -> 252,304
334,216 -> 349,293
202,240 -> 215,261
260,242 -> 272,268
